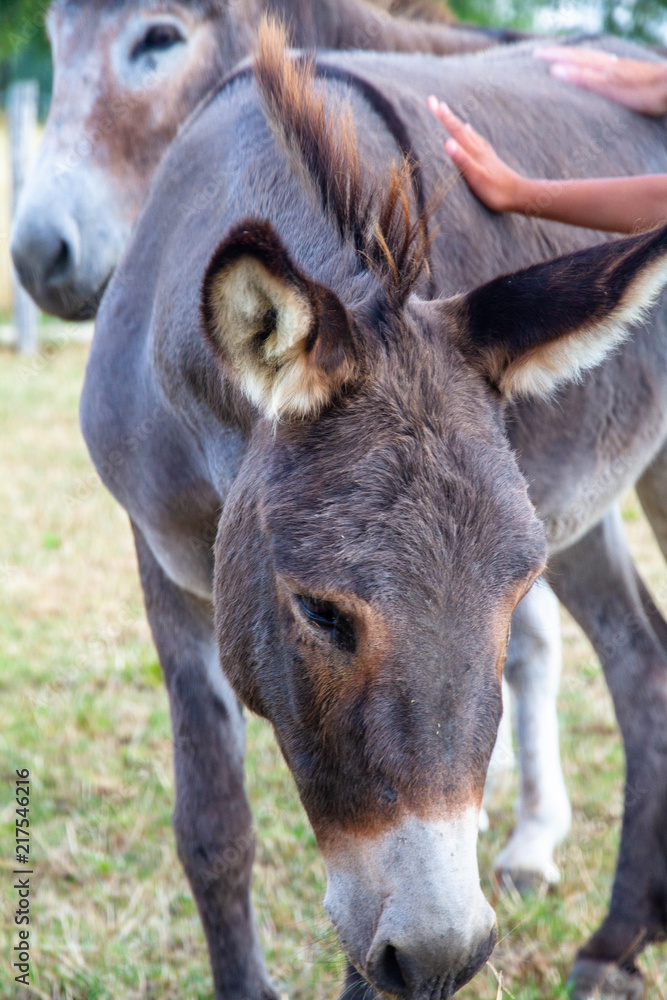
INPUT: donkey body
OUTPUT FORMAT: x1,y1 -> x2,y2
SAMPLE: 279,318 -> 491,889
11,0 -> 510,321
83,34 -> 667,1000
14,0 -> 568,889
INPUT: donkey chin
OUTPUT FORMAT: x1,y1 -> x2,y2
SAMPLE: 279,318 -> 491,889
323,809 -> 497,999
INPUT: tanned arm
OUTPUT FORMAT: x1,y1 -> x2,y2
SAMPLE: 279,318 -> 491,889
428,97 -> 667,234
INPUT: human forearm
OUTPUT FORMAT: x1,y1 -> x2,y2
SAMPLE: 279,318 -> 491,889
510,174 -> 667,234
428,99 -> 667,234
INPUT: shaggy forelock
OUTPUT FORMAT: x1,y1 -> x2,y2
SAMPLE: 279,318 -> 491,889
253,17 -> 431,304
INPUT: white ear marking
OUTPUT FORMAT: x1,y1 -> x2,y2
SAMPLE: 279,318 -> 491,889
207,256 -> 332,420
501,254 -> 667,399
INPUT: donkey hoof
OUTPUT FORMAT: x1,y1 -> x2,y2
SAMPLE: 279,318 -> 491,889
568,959 -> 643,1000
494,868 -> 552,898
493,828 -> 563,892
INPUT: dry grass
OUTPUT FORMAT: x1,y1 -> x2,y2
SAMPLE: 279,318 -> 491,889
0,341 -> 665,999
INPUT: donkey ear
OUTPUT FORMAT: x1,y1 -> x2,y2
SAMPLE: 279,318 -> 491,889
202,219 -> 357,420
452,225 -> 667,399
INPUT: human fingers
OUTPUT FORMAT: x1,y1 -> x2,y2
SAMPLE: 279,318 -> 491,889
444,136 -> 519,213
427,97 -> 483,153
444,138 -> 479,179
535,46 -> 619,69
548,63 -> 610,87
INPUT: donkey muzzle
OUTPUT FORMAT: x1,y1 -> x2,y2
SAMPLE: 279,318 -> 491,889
323,811 -> 496,999
11,158 -> 128,321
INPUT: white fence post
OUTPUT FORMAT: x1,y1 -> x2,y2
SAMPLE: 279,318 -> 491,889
9,79 -> 39,354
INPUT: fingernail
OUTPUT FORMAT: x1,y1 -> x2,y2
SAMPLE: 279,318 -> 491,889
445,138 -> 458,154
550,64 -> 570,79
427,95 -> 439,111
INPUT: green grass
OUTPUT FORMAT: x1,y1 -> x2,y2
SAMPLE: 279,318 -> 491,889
0,342 -> 666,999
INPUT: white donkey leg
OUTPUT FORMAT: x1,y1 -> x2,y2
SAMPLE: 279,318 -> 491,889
480,677 -> 515,833
494,577 -> 571,888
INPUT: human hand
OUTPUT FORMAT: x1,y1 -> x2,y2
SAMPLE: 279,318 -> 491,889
427,96 -> 523,213
535,46 -> 667,116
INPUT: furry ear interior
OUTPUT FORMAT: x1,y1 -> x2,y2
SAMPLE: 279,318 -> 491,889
202,219 -> 357,420
452,224 -> 667,399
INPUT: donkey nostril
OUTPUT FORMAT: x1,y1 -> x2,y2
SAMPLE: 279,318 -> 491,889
11,213 -> 79,296
48,239 -> 73,281
382,945 -> 407,992
373,943 -> 408,994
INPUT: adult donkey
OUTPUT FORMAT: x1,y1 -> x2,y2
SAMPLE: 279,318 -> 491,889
10,0 -> 516,321
12,0 -> 569,888
82,24 -> 667,1000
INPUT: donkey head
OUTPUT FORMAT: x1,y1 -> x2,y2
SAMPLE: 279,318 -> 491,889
199,25 -> 667,1000
11,0 -> 241,319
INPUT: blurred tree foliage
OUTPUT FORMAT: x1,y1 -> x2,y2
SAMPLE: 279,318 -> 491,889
449,0 -> 667,44
1,0 -> 50,62
0,0 -> 51,115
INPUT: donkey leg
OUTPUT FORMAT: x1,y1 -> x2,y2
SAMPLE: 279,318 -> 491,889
548,508 -> 667,1000
132,523 -> 276,1000
636,440 -> 667,565
635,447 -> 667,646
493,578 -> 571,891
479,676 -> 515,834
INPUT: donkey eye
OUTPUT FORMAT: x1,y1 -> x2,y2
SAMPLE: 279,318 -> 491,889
296,596 -> 357,654
132,24 -> 185,60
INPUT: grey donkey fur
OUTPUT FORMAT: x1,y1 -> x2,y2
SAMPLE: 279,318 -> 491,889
81,33 -> 667,1000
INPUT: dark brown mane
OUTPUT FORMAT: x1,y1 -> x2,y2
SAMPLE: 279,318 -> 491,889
253,18 -> 430,303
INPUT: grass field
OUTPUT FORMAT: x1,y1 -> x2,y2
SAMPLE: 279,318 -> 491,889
1,341 -> 666,1000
